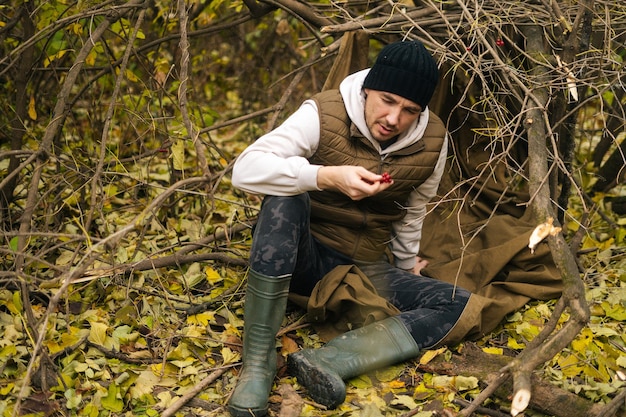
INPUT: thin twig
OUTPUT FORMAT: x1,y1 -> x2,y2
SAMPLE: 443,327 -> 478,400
160,366 -> 232,417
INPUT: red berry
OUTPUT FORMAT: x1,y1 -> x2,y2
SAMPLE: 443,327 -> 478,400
381,172 -> 392,183
496,39 -> 505,47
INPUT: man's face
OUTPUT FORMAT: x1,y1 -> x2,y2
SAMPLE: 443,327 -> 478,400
363,89 -> 422,143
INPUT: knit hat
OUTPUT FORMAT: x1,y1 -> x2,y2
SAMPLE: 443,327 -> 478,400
362,40 -> 439,109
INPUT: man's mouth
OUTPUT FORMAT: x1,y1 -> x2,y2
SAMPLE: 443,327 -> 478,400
378,123 -> 394,135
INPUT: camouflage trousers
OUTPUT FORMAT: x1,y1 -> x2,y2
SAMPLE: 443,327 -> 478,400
249,194 -> 470,349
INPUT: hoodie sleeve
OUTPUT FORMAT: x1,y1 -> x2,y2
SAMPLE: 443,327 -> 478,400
231,100 -> 323,196
391,133 -> 448,270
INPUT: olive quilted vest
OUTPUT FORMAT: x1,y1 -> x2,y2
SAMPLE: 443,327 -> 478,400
308,89 -> 446,261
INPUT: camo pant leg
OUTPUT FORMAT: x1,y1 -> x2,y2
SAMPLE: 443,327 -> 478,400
249,194 -> 352,295
358,262 -> 471,349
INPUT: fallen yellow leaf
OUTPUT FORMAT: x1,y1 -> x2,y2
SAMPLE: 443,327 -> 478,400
482,347 -> 504,355
419,347 -> 447,365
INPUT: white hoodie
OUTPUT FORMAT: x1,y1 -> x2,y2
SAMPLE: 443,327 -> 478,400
231,69 -> 448,270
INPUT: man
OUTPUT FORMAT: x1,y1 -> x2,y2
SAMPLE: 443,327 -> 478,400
228,39 -> 472,417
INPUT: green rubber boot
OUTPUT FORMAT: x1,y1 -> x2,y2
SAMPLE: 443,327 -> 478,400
287,316 -> 420,409
228,270 -> 291,417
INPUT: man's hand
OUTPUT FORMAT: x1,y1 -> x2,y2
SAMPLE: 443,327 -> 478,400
407,256 -> 429,275
317,166 -> 393,200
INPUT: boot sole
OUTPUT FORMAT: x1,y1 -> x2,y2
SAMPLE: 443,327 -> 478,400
228,404 -> 267,417
287,351 -> 346,409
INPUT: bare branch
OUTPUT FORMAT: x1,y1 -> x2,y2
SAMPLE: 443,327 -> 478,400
178,0 -> 210,177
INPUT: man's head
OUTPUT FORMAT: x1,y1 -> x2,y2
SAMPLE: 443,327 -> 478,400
361,40 -> 439,143
362,40 -> 439,110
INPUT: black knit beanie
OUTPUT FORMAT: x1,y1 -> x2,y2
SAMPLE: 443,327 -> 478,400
362,40 -> 439,109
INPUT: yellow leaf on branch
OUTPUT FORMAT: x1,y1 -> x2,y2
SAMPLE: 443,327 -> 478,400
28,95 -> 37,120
171,139 -> 185,171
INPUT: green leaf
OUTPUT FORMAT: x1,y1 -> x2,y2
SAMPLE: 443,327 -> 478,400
349,374 -> 373,389
375,364 -> 404,382
80,404 -> 99,417
181,262 -> 205,288
601,302 -> 626,321
102,383 -> 124,412
65,388 -> 82,409
112,325 -> 139,347
452,375 -> 479,391
8,291 -> 23,314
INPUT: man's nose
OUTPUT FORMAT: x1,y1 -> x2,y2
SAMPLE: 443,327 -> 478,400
386,108 -> 400,125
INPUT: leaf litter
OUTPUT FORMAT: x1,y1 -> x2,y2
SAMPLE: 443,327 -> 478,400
1,149 -> 625,417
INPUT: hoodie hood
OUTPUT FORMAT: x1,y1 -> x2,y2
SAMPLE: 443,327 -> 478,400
339,68 -> 431,155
